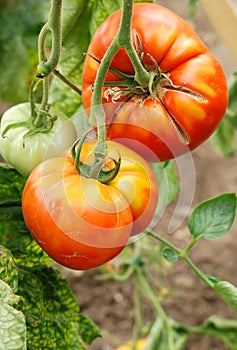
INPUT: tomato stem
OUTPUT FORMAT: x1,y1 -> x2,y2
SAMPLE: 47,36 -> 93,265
53,69 -> 82,95
117,0 -> 150,87
29,0 -> 63,132
36,0 -> 62,78
90,0 -> 151,127
36,0 -> 81,95
29,82 -> 37,119
89,0 -> 131,176
89,0 -> 151,179
132,274 -> 143,349
145,229 -> 214,289
135,269 -> 176,350
37,22 -> 49,66
32,77 -> 51,128
40,77 -> 49,112
145,229 -> 183,256
71,134 -> 121,183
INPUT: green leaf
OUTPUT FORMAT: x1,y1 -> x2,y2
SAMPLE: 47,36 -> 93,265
71,104 -> 91,135
211,73 -> 237,157
151,161 -> 180,212
85,0 -> 122,36
14,240 -> 52,267
0,246 -> 18,292
0,36 -> 29,103
213,280 -> 237,314
0,164 -> 26,206
0,205 -> 32,255
149,161 -> 179,231
0,165 -> 34,270
0,0 -> 49,103
0,280 -> 27,350
0,164 -> 52,266
226,73 -> 237,121
163,248 -> 179,263
61,1 -> 87,41
16,266 -> 100,349
0,204 -> 52,266
143,317 -> 188,350
163,161 -> 180,205
188,0 -> 199,16
78,313 -> 101,346
0,279 -> 21,306
192,316 -> 237,350
144,315 -> 237,350
188,193 -> 236,239
211,116 -> 236,157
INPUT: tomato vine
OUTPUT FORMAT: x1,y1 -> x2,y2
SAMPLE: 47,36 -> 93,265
0,0 -> 237,349
36,0 -> 62,78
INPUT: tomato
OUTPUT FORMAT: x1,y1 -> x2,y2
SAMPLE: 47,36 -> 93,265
22,141 -> 158,270
0,102 -> 77,177
82,3 -> 228,162
116,338 -> 147,350
80,141 -> 158,236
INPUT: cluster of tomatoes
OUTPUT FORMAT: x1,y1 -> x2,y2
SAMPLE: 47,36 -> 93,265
0,4 -> 227,270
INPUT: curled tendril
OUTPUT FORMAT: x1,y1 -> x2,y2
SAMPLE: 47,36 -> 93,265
71,130 -> 121,184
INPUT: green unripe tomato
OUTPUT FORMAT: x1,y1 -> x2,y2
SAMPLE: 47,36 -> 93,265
0,103 -> 77,177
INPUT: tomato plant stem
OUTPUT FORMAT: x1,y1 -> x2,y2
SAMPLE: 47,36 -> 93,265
90,40 -> 120,140
136,269 -> 176,350
36,0 -> 62,78
88,0 -> 152,179
183,255 -> 214,288
53,69 -> 82,95
29,82 -> 37,119
145,229 -> 183,256
33,77 -> 50,128
90,0 -> 150,127
37,22 -> 49,65
88,0 -> 143,178
89,2 -> 132,174
40,77 -> 49,112
117,0 -> 150,87
145,229 -> 214,289
28,0 -> 63,130
182,236 -> 201,256
133,274 -> 143,349
36,1 -> 82,100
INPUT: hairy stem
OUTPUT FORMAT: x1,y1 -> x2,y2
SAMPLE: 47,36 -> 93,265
36,0 -> 62,77
90,0 -> 151,132
132,274 -> 143,349
136,270 -> 176,350
89,0 -> 151,179
145,229 -> 214,288
40,77 -> 49,111
53,69 -> 82,95
116,0 -> 150,87
89,0 -> 137,178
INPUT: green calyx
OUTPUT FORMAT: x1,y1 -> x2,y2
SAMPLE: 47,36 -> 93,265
71,134 -> 121,185
89,51 -> 166,104
1,105 -> 57,147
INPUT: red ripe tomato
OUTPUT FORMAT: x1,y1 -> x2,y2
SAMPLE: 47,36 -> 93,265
22,141 -> 158,270
82,3 -> 228,161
